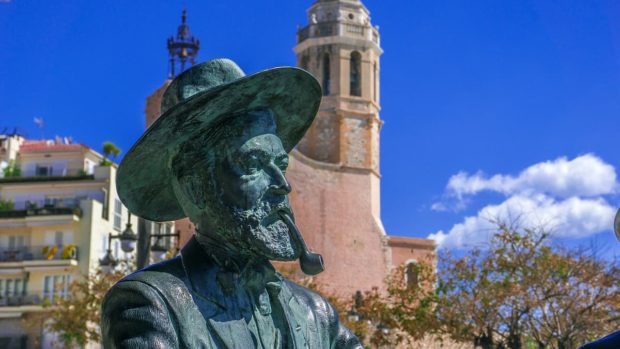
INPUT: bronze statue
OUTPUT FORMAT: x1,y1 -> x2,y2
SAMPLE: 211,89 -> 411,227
101,59 -> 363,348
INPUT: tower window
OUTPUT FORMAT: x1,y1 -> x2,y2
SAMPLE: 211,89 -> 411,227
373,61 -> 378,102
322,53 -> 331,96
350,51 -> 362,97
300,55 -> 309,71
406,261 -> 419,289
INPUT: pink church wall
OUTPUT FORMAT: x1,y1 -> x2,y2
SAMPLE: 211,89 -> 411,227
285,150 -> 391,296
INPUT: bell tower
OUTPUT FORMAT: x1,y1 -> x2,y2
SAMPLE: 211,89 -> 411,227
294,0 -> 382,174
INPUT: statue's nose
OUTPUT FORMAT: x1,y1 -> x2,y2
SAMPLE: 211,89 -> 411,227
268,163 -> 291,195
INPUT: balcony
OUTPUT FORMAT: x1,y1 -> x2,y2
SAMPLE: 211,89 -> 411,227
0,293 -> 43,307
0,292 -> 69,307
0,207 -> 82,219
0,245 -> 78,263
297,21 -> 380,45
0,174 -> 94,184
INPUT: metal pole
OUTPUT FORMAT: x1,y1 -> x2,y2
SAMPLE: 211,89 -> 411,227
136,217 -> 150,270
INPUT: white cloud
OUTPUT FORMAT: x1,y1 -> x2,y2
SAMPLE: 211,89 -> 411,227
444,154 -> 617,200
429,195 -> 616,248
428,154 -> 619,248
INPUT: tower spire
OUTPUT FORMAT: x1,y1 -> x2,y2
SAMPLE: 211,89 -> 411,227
167,9 -> 200,79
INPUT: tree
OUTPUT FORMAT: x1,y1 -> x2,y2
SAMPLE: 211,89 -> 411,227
3,159 -> 21,177
27,270 -> 125,348
101,141 -> 121,166
523,246 -> 620,349
436,222 -> 620,349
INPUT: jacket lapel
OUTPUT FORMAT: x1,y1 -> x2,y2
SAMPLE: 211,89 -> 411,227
207,316 -> 256,349
180,237 -> 255,348
279,281 -> 311,349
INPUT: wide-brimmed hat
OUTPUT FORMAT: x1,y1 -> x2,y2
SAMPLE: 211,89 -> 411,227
116,58 -> 321,222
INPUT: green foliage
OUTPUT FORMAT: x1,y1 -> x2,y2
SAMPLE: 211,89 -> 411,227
100,141 -> 121,166
0,198 -> 14,211
26,270 -> 126,348
3,159 -> 21,177
436,222 -> 620,349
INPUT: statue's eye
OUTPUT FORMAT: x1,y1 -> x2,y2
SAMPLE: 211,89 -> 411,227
239,154 -> 261,175
275,156 -> 288,174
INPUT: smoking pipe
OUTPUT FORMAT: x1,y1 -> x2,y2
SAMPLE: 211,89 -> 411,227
278,211 -> 325,276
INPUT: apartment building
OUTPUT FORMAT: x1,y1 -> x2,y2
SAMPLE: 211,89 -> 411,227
0,133 -> 137,349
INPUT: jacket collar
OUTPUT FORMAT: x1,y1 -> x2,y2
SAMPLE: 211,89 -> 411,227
180,236 -> 228,310
180,236 -> 309,348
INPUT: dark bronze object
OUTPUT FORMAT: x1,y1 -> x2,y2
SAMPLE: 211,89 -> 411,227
101,58 -> 362,348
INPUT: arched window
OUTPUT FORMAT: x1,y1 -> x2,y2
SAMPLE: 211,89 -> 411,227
350,51 -> 362,96
405,261 -> 419,289
322,53 -> 331,96
300,55 -> 309,71
373,61 -> 378,102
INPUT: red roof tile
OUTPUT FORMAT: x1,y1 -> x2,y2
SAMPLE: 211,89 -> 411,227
20,142 -> 88,153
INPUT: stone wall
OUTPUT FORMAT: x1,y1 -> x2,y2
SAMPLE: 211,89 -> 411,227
285,150 -> 390,296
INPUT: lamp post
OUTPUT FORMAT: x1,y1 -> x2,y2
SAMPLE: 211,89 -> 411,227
100,212 -> 180,271
99,212 -> 137,272
347,290 -> 363,322
135,219 -> 180,269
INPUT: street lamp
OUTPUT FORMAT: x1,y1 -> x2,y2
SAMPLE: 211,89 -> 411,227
136,219 -> 181,269
99,248 -> 118,274
150,236 -> 169,262
377,323 -> 390,335
99,212 -> 137,271
347,290 -> 363,322
119,213 -> 138,253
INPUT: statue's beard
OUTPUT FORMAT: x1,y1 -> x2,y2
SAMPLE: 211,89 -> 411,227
232,205 -> 299,261
216,199 -> 300,261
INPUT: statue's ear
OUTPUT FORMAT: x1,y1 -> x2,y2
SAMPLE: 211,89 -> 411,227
177,174 -> 207,211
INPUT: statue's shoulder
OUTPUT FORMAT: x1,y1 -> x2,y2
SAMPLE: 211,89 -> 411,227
121,255 -> 186,285
282,278 -> 338,323
108,256 -> 190,302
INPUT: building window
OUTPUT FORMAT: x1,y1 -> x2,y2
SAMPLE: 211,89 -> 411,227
102,188 -> 109,220
350,51 -> 362,96
8,235 -> 25,251
0,278 -> 26,298
43,274 -> 71,301
322,53 -> 331,96
113,198 -> 122,231
36,164 -> 53,176
300,55 -> 309,71
54,231 -> 64,248
405,261 -> 419,289
373,61 -> 378,102
113,239 -> 120,259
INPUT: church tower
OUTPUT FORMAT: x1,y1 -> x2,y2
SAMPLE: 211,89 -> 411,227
286,0 -> 434,296
294,0 -> 382,174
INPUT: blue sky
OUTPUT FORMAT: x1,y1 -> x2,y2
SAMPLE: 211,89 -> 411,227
1,0 -> 619,252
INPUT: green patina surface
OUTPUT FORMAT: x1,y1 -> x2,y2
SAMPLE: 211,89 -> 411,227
102,59 -> 362,348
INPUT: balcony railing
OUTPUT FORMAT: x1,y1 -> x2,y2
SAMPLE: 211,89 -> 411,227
297,22 -> 380,45
0,245 -> 78,262
0,292 -> 70,307
0,207 -> 82,219
0,174 -> 94,184
0,293 -> 43,307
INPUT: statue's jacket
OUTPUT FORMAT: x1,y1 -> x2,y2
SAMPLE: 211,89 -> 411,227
101,237 -> 362,349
